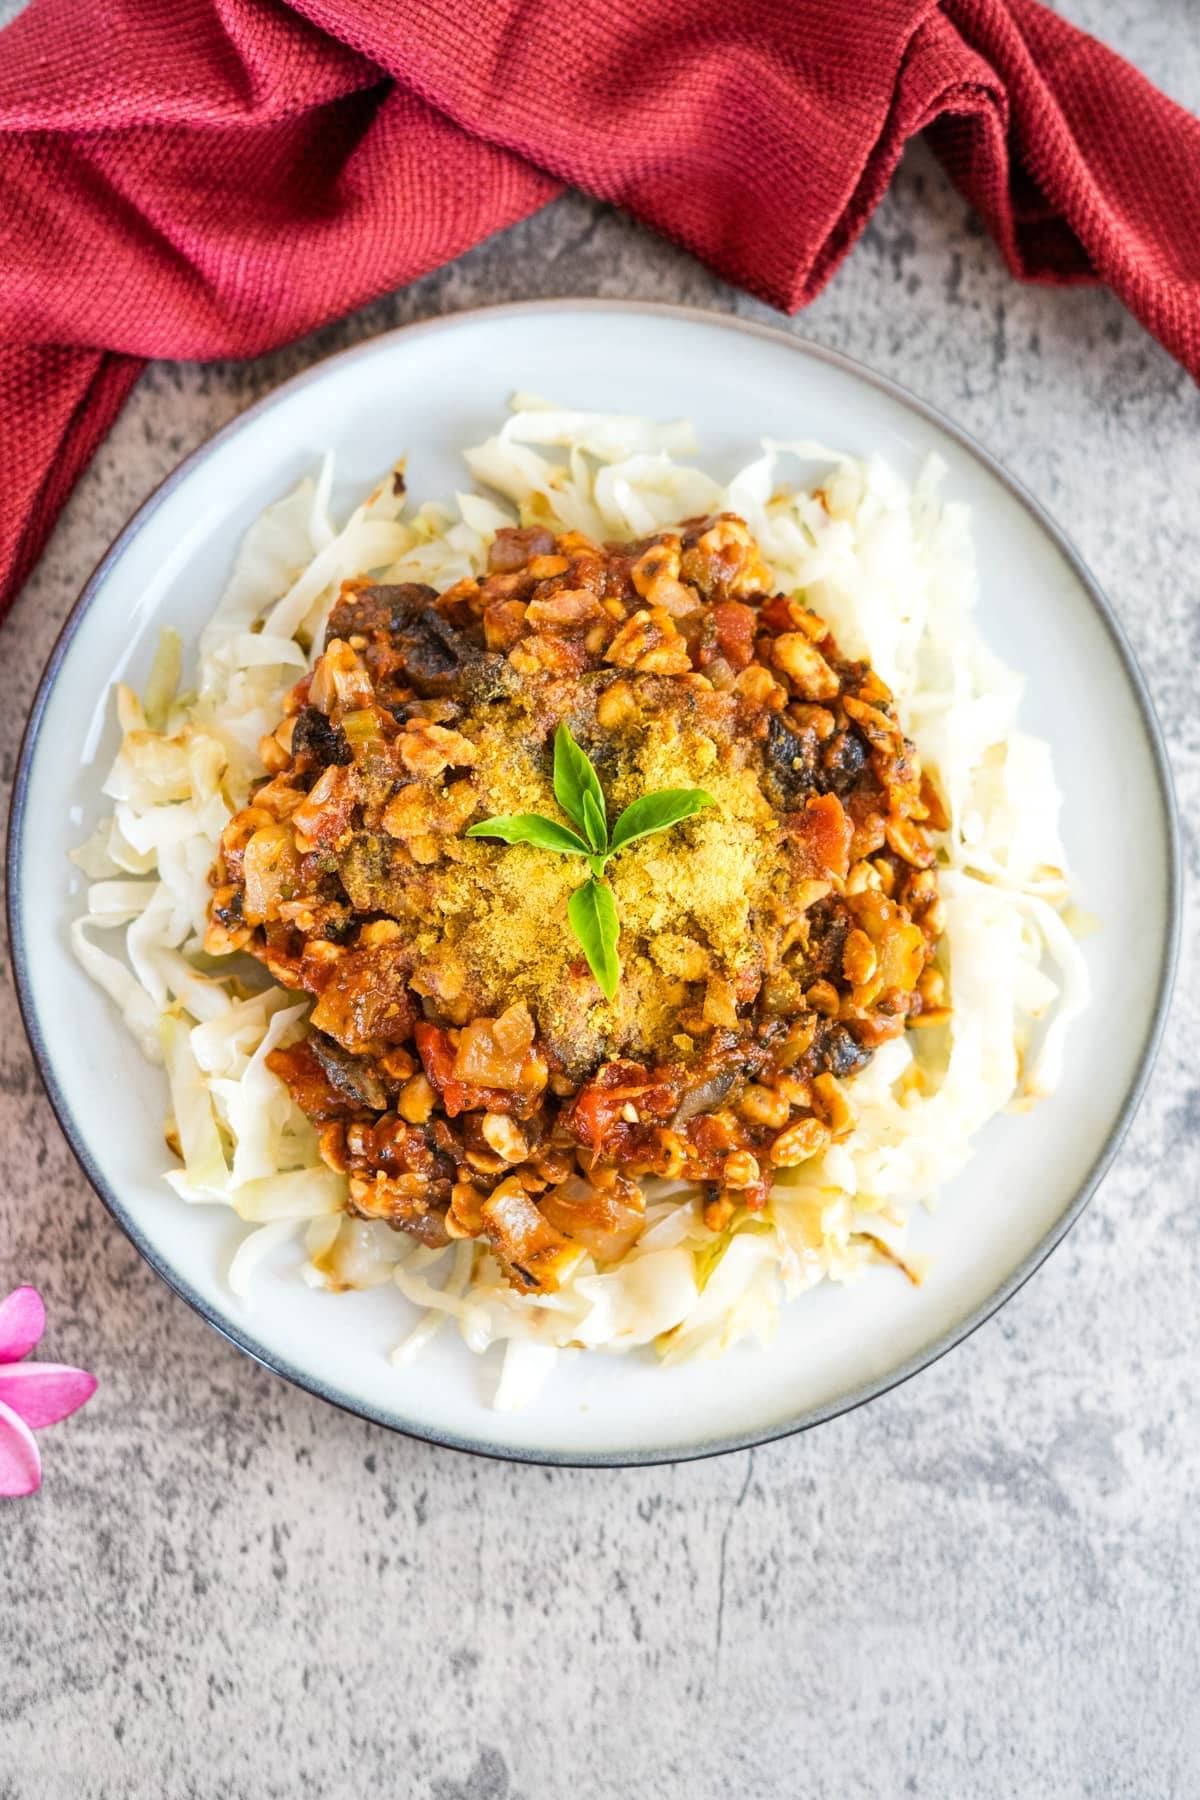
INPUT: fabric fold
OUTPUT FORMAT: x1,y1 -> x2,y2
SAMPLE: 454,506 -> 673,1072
0,0 -> 1196,608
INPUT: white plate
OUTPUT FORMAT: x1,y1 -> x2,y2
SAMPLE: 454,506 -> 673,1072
8,302 -> 1179,1465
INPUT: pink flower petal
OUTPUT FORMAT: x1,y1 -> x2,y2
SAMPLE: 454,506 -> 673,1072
0,1287 -> 45,1363
0,1362 -> 97,1429
0,1397 -> 41,1496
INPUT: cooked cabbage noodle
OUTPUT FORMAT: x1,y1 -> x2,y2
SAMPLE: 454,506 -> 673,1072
71,402 -> 1089,1409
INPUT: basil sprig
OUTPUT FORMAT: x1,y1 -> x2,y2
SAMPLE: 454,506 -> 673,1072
466,723 -> 714,999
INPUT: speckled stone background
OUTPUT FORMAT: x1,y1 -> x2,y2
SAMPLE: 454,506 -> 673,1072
2,4 -> 1197,1796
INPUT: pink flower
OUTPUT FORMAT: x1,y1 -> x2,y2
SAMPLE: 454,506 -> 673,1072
0,1287 -> 96,1497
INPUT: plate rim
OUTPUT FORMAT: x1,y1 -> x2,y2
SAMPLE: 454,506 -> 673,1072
5,297 -> 1183,1468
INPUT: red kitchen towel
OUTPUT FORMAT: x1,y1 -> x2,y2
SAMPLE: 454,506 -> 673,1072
1,0 -> 1198,610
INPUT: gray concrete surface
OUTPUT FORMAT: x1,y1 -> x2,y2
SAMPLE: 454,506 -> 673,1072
1,2 -> 1197,1796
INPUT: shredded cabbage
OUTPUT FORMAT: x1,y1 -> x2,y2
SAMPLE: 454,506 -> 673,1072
71,401 -> 1091,1409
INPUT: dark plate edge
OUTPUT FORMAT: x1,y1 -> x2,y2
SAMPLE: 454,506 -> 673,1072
4,298 -> 1183,1470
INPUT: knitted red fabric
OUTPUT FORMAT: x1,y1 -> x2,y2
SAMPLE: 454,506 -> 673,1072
1,0 -> 1196,607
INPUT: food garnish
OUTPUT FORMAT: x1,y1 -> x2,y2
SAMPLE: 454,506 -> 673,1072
467,722 -> 713,998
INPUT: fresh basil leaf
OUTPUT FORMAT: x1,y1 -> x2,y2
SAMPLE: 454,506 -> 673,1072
608,788 -> 716,854
581,787 -> 609,859
567,877 -> 620,1001
466,813 -> 590,856
554,723 -> 607,847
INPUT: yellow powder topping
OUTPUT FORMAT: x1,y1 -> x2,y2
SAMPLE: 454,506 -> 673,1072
344,682 -> 787,1072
